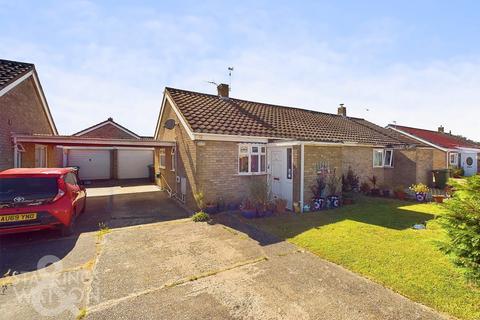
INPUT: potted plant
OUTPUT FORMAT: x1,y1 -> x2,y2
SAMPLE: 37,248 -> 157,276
293,201 -> 301,213
409,183 -> 430,202
240,198 -> 256,219
310,174 -> 327,211
393,185 -> 406,200
326,174 -> 341,208
431,189 -> 446,203
275,198 -> 287,214
360,182 -> 371,195
342,192 -> 354,205
249,178 -> 272,217
369,175 -> 380,196
342,167 -> 360,193
204,201 -> 218,214
379,184 -> 390,197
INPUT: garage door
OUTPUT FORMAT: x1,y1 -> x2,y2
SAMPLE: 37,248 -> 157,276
68,149 -> 111,180
117,149 -> 153,179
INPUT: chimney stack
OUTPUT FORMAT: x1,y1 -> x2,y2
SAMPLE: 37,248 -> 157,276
217,83 -> 229,98
438,125 -> 444,133
338,104 -> 347,117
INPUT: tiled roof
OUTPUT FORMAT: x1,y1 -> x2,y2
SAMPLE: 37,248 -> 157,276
390,125 -> 480,150
166,87 -> 421,146
0,59 -> 34,91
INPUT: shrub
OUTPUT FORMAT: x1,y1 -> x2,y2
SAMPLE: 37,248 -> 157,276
342,167 -> 360,192
441,176 -> 480,284
248,178 -> 271,208
326,174 -> 341,196
192,211 -> 210,222
310,174 -> 326,198
409,183 -> 430,194
451,167 -> 465,178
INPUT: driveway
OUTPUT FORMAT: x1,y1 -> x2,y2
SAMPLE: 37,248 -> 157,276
0,188 -> 446,320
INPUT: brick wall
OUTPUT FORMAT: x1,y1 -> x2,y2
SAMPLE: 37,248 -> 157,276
432,149 -> 447,169
78,123 -> 136,139
0,77 -> 54,170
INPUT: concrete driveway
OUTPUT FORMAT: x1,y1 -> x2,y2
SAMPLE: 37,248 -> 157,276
0,186 -> 446,320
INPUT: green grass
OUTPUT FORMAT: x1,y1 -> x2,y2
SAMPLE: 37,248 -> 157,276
246,196 -> 480,320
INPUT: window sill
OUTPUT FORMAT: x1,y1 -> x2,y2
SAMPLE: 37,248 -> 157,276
236,172 -> 268,176
159,166 -> 166,170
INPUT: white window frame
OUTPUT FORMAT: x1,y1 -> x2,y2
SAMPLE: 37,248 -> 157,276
373,148 -> 394,168
449,152 -> 459,166
35,144 -> 47,167
238,143 -> 267,175
171,147 -> 176,171
159,148 -> 166,169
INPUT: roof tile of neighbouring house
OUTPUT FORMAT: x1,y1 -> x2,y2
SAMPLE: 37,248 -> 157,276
390,125 -> 480,150
0,59 -> 34,90
73,118 -> 142,139
165,87 -> 422,146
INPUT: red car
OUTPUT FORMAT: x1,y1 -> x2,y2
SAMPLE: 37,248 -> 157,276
0,168 -> 86,236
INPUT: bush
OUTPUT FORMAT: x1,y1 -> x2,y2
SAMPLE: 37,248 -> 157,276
451,167 -> 465,178
192,211 -> 210,222
342,167 -> 360,192
441,176 -> 480,284
310,174 -> 326,198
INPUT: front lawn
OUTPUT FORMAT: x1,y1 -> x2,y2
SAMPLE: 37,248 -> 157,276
245,197 -> 480,320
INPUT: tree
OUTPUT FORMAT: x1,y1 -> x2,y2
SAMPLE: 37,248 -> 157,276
441,176 -> 480,284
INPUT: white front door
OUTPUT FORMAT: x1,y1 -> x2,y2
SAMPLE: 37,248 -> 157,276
461,153 -> 477,176
268,147 -> 293,209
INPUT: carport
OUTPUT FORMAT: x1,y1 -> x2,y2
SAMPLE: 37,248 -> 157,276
12,134 -> 174,181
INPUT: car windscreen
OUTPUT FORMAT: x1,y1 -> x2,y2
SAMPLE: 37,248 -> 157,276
0,177 -> 58,203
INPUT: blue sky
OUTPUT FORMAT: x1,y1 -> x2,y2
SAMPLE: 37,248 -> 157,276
1,0 -> 479,140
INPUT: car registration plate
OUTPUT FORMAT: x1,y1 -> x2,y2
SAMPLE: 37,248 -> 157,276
0,213 -> 37,223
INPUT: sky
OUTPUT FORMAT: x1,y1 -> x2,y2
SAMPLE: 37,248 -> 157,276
1,0 -> 480,140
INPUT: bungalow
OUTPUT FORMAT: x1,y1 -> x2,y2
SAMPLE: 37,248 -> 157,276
154,84 -> 436,211
387,125 -> 480,176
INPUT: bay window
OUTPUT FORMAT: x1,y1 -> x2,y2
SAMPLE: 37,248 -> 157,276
238,144 -> 266,174
373,149 -> 393,168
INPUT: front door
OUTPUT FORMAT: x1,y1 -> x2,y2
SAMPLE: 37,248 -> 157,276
461,153 -> 477,176
268,147 -> 293,209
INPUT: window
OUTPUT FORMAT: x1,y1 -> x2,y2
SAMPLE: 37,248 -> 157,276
64,173 -> 78,186
159,148 -> 166,169
238,144 -> 267,174
286,148 -> 292,179
171,147 -> 176,171
35,145 -> 47,167
373,149 -> 393,168
449,153 -> 459,166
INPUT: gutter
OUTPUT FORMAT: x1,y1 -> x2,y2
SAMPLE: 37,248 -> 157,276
300,142 -> 305,213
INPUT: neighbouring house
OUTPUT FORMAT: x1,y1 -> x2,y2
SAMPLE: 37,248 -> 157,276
1,59 -> 171,179
154,84 -> 436,211
0,59 -> 58,170
387,124 -> 480,177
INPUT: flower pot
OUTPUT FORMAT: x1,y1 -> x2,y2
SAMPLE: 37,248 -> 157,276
343,198 -> 354,205
327,196 -> 340,208
394,191 -> 406,200
415,192 -> 427,202
311,197 -> 325,211
432,195 -> 445,203
241,209 -> 256,219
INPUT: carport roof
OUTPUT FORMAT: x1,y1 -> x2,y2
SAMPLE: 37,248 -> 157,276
12,134 -> 174,147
